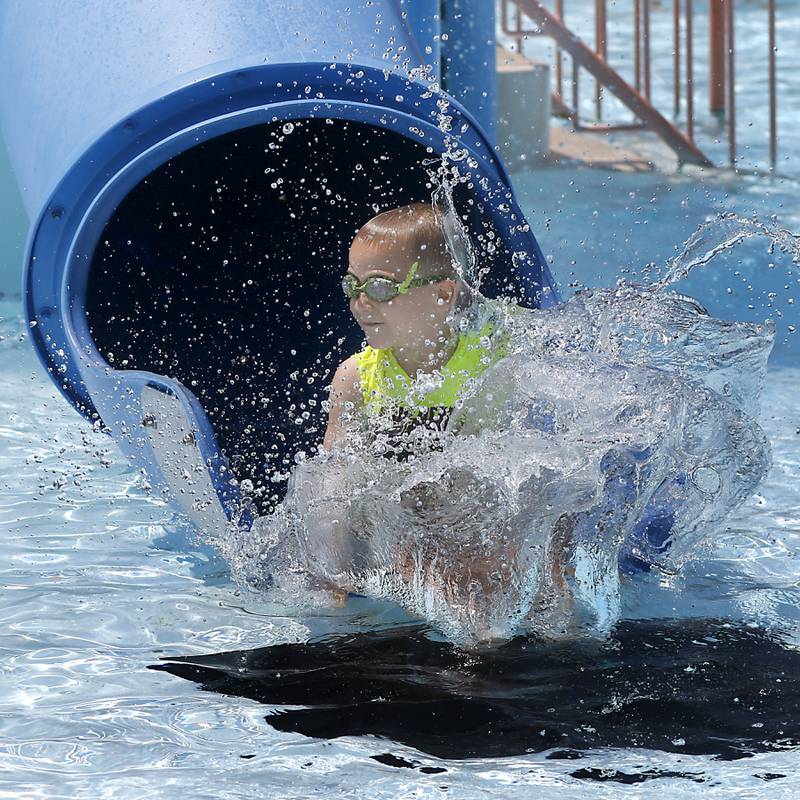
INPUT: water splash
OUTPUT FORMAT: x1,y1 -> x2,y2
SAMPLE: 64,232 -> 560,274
661,212 -> 800,286
431,173 -> 478,286
221,215 -> 783,649
425,82 -> 487,291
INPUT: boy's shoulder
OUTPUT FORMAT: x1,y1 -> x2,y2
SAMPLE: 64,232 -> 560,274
330,354 -> 363,404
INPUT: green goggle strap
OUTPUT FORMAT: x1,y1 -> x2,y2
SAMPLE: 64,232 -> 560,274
396,260 -> 420,294
396,262 -> 455,293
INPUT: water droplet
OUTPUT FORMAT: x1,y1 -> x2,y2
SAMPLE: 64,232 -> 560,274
692,466 -> 721,495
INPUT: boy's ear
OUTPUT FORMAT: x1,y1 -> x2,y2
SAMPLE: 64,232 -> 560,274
436,279 -> 457,304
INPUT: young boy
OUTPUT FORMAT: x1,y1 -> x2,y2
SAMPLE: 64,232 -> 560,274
314,202 -> 564,643
324,201 -> 502,453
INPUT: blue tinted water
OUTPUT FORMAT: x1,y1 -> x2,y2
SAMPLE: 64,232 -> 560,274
3,159 -> 800,795
2,297 -> 799,796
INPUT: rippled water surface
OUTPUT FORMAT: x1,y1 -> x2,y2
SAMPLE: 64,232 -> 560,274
2,260 -> 800,797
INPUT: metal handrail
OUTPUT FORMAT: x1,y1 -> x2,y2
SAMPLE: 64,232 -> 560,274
501,0 -> 780,172
501,0 -> 711,166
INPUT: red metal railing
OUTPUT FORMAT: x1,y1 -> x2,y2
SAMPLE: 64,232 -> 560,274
500,0 -> 780,171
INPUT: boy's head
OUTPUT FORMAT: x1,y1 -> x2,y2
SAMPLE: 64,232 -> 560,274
346,202 -> 465,353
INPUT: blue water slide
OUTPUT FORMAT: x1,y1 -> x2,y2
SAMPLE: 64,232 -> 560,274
0,0 -> 559,524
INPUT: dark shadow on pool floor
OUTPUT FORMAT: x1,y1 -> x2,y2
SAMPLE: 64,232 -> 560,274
152,619 -> 800,762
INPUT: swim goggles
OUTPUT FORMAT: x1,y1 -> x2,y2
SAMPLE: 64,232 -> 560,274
341,260 -> 452,302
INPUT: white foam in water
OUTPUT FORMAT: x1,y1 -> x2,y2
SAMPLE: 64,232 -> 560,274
221,213 -> 787,648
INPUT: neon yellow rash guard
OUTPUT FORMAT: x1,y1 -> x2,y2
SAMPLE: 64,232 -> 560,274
353,322 -> 505,416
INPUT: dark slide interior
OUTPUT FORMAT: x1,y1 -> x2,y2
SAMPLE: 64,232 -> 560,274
86,119 -> 458,511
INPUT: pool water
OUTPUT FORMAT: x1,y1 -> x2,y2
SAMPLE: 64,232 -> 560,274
3,151 -> 800,795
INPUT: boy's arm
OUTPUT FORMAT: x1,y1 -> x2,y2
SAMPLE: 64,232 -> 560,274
323,355 -> 363,451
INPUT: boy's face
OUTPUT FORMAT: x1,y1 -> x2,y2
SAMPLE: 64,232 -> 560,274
347,237 -> 457,355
